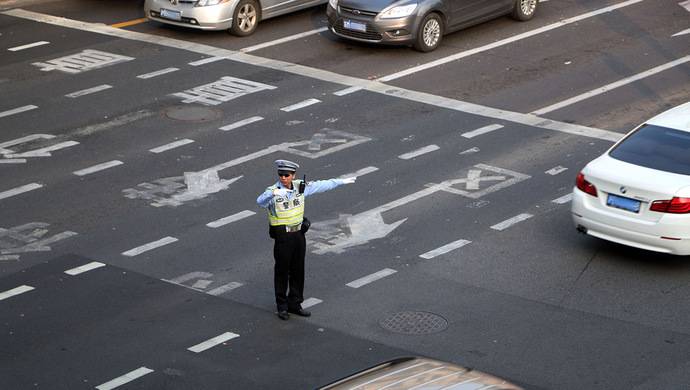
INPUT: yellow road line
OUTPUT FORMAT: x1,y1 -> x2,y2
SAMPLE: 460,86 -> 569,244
111,18 -> 148,28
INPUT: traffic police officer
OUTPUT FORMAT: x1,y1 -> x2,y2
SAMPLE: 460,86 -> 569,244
257,159 -> 356,320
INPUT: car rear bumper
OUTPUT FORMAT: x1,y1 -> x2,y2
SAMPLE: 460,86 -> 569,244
571,189 -> 690,255
145,0 -> 234,30
326,5 -> 417,45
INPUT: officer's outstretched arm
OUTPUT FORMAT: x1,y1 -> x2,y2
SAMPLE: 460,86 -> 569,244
303,177 -> 356,197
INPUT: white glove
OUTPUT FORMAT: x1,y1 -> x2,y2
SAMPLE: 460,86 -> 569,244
341,177 -> 357,184
273,188 -> 289,197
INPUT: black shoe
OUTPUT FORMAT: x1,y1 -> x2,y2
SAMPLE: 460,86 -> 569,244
288,308 -> 311,317
277,310 -> 290,320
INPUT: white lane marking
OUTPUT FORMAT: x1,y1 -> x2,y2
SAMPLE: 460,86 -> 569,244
95,367 -> 154,390
65,84 -> 112,98
346,268 -> 397,288
460,147 -> 480,155
398,144 -> 440,160
207,282 -> 243,296
65,261 -> 106,275
0,159 -> 26,164
338,166 -> 379,179
0,285 -> 34,301
163,271 -> 213,284
149,139 -> 194,153
280,98 -> 321,112
122,236 -> 178,257
0,183 -> 42,200
533,55 -> 690,115
672,28 -> 690,37
189,56 -> 226,66
8,40 -> 49,51
552,193 -> 574,204
2,9 -> 619,142
419,239 -> 471,259
379,0 -> 647,82
334,86 -> 363,96
680,0 -> 690,11
461,124 -> 504,139
0,105 -> 38,118
73,160 -> 123,176
491,213 -> 534,231
188,332 -> 239,353
192,279 -> 213,289
206,210 -> 256,228
5,140 -> 80,159
301,297 -> 322,309
137,67 -> 179,79
241,27 -> 328,52
219,116 -> 263,131
174,76 -> 275,106
545,166 -> 568,175
0,255 -> 20,261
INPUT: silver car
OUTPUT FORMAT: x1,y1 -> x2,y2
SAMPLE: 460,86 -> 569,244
327,0 -> 538,52
145,0 -> 327,36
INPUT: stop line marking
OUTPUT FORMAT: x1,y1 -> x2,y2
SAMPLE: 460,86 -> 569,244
96,367 -> 154,390
122,236 -> 178,257
8,40 -> 49,51
188,56 -> 225,66
188,332 -> 239,353
491,213 -> 534,231
241,27 -> 328,53
0,285 -> 34,301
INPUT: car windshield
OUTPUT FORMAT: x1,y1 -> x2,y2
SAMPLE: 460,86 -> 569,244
609,124 -> 690,175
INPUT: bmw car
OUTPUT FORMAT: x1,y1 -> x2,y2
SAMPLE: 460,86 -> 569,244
572,102 -> 690,255
145,0 -> 327,36
327,0 -> 538,52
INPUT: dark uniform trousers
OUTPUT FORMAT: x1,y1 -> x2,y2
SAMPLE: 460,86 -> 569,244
272,227 -> 306,311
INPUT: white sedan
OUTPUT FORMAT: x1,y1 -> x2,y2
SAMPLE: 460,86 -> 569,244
572,102 -> 690,255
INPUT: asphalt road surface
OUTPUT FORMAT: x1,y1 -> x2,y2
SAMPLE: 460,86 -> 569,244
1,0 -> 689,389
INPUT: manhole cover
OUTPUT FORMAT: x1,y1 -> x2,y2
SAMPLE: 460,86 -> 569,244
380,311 -> 448,335
164,106 -> 220,122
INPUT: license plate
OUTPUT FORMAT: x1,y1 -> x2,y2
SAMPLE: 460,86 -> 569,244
607,194 -> 641,213
343,19 -> 366,32
160,9 -> 182,21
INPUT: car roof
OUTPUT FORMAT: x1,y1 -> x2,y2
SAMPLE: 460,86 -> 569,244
318,357 -> 523,390
646,101 -> 690,132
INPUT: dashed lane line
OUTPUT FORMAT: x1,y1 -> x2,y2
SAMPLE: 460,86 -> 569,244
65,84 -> 112,98
491,213 -> 534,231
122,236 -> 178,257
188,56 -> 226,66
95,367 -> 154,390
8,40 -> 49,51
206,210 -> 256,228
137,67 -> 179,79
219,116 -> 263,131
0,104 -> 38,118
461,124 -> 504,139
338,166 -> 379,179
398,144 -> 440,160
73,160 -> 123,176
0,182 -> 42,200
280,98 -> 321,112
187,332 -> 239,353
207,282 -> 243,296
552,193 -> 574,204
419,239 -> 472,259
302,297 -> 322,309
1,8 -> 622,142
0,285 -> 34,301
333,86 -> 362,96
64,261 -> 106,276
240,27 -> 328,53
149,139 -> 195,153
532,55 -> 690,115
346,268 -> 397,288
546,166 -> 568,175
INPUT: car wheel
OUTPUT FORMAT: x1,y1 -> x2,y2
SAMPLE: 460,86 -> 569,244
230,0 -> 260,36
413,13 -> 443,52
511,0 -> 537,21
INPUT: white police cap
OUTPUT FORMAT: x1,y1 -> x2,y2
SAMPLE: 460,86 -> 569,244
275,159 -> 299,173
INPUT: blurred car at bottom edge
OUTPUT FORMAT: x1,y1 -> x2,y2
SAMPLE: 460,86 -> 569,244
572,101 -> 690,256
318,356 -> 523,390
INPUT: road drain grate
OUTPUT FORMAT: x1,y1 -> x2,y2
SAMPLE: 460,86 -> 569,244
380,311 -> 448,335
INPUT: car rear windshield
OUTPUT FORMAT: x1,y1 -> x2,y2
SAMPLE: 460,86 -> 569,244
609,124 -> 690,175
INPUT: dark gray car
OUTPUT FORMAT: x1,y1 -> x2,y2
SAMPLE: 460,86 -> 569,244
327,0 -> 537,52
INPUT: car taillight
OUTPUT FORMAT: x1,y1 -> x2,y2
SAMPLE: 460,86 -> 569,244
576,172 -> 597,197
650,197 -> 690,214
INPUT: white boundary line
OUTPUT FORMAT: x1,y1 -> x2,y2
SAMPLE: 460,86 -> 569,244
0,8 -> 622,142
188,332 -> 239,353
149,138 -> 194,153
241,27 -> 328,53
0,285 -> 34,301
491,213 -> 534,231
0,182 -> 42,200
65,261 -> 106,275
95,367 -> 154,390
398,144 -> 440,160
346,268 -> 397,288
0,104 -> 38,118
532,55 -> 690,115
122,236 -> 178,257
8,40 -> 49,51
73,160 -> 123,176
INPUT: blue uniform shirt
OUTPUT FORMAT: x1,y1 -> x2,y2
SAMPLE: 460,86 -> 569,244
256,178 -> 346,210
